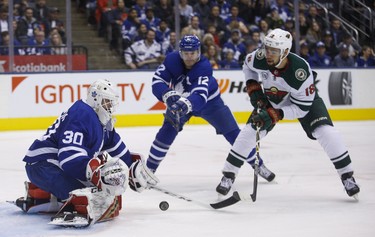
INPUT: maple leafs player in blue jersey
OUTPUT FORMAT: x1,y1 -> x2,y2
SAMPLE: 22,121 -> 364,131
146,34 -> 275,186
16,79 -> 158,227
216,28 -> 360,198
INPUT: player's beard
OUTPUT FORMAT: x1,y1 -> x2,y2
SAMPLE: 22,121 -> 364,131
183,59 -> 198,69
266,58 -> 281,68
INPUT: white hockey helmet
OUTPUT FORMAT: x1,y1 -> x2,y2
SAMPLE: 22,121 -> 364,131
86,79 -> 119,126
263,28 -> 293,65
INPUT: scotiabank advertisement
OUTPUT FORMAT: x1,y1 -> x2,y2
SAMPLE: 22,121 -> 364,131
0,55 -> 87,72
0,69 -> 375,119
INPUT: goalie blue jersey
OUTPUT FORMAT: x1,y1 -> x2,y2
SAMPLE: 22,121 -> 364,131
23,100 -> 132,181
152,51 -> 220,112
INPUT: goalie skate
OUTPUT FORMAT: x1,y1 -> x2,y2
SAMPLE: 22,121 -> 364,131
49,212 -> 91,228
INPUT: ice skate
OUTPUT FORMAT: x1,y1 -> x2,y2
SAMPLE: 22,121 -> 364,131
255,164 -> 276,182
216,172 -> 235,196
15,196 -> 37,212
341,172 -> 360,199
49,212 -> 91,228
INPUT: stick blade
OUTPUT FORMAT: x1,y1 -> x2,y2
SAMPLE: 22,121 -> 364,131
210,191 -> 241,209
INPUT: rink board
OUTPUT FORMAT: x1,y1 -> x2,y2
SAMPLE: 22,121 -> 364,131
0,69 -> 374,131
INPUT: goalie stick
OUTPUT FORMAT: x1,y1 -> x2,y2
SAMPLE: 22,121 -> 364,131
150,186 -> 241,209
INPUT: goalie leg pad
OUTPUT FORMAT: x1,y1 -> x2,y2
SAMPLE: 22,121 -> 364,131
55,187 -> 122,224
16,181 -> 63,213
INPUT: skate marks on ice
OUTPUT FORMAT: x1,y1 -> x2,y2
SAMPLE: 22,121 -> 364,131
0,122 -> 374,237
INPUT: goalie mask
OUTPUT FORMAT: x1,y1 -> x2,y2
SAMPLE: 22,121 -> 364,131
263,28 -> 293,68
86,79 -> 119,126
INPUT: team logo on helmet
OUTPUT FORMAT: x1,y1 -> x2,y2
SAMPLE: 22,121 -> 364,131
256,49 -> 265,60
295,68 -> 307,81
247,55 -> 253,63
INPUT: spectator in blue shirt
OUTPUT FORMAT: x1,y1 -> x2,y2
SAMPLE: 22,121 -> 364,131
0,31 -> 23,55
121,8 -> 141,50
308,41 -> 332,67
155,20 -> 171,44
219,49 -> 240,69
333,43 -> 355,67
26,30 -> 51,55
356,45 -> 375,67
141,7 -> 161,31
212,0 -> 231,20
299,42 -> 310,61
221,29 -> 246,64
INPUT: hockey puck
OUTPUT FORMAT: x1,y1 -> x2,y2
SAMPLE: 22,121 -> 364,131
159,201 -> 169,211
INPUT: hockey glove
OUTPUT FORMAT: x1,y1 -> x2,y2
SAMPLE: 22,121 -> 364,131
246,80 -> 268,109
162,89 -> 181,108
165,97 -> 193,131
129,155 -> 159,193
87,156 -> 128,196
250,107 -> 283,131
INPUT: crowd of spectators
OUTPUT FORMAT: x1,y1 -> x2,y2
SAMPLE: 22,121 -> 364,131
80,0 -> 374,69
2,0 -> 375,69
0,0 -> 67,56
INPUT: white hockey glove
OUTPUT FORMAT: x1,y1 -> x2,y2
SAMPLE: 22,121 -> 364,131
128,153 -> 159,193
86,155 -> 128,196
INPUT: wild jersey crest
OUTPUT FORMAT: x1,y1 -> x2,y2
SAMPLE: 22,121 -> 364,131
264,87 -> 288,105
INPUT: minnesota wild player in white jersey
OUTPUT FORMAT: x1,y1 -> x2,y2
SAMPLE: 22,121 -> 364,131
216,28 -> 360,198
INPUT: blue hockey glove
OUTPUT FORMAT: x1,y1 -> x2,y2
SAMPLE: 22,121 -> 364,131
165,98 -> 192,131
246,80 -> 268,109
170,98 -> 192,116
162,89 -> 181,108
250,107 -> 283,131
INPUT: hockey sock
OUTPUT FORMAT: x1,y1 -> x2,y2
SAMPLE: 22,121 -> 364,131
312,125 -> 353,176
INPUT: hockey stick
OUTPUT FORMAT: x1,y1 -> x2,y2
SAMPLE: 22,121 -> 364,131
163,112 -> 180,132
150,186 -> 241,210
250,107 -> 261,202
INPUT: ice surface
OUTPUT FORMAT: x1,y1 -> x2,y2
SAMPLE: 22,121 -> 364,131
0,121 -> 374,237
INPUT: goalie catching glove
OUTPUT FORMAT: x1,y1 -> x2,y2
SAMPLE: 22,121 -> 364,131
246,80 -> 269,109
129,153 -> 159,192
86,154 -> 128,196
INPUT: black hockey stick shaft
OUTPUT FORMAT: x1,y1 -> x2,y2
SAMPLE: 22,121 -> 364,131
150,186 -> 241,209
163,113 -> 180,132
250,107 -> 261,202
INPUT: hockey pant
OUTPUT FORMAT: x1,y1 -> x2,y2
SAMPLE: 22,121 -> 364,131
25,160 -> 86,200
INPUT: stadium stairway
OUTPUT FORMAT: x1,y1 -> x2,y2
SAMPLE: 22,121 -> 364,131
48,0 -> 126,70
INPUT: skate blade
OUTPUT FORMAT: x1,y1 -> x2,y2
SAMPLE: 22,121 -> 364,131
352,194 -> 359,202
49,216 -> 90,228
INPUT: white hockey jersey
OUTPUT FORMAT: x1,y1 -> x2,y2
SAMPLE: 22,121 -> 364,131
243,49 -> 316,120
124,39 -> 162,65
